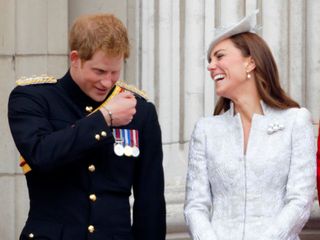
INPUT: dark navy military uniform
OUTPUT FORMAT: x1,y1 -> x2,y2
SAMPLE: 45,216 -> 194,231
8,71 -> 166,240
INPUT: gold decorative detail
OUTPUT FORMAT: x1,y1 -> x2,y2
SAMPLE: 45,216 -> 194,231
95,134 -> 101,141
88,225 -> 95,233
101,131 -> 107,137
89,194 -> 97,202
88,164 -> 96,172
16,75 -> 57,86
116,81 -> 149,100
19,156 -> 32,174
85,106 -> 93,112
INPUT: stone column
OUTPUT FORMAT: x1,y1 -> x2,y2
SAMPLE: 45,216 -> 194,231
0,0 -> 69,239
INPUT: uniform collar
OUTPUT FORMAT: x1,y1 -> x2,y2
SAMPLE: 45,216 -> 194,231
58,70 -> 112,112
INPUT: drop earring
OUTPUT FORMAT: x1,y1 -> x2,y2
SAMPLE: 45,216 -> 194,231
247,73 -> 251,79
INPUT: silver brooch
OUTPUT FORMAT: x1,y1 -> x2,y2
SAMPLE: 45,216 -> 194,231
267,123 -> 284,135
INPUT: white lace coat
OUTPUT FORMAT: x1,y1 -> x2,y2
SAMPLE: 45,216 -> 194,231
184,103 -> 316,240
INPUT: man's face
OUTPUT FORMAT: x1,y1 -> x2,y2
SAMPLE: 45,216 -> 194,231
71,50 -> 123,102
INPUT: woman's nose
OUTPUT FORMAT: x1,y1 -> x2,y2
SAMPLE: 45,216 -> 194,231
207,61 -> 216,71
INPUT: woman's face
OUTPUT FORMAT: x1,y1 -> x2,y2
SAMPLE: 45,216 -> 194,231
207,38 -> 252,99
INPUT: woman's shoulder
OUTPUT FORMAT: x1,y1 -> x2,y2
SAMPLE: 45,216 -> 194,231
269,106 -> 313,128
193,115 -> 228,134
278,107 -> 312,120
196,114 -> 226,124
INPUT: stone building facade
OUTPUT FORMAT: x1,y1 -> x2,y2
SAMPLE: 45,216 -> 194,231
0,0 -> 319,239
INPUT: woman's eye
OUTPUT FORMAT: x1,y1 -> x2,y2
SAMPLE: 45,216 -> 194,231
217,54 -> 224,60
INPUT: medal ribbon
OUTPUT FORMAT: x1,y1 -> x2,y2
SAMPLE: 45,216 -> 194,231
135,130 -> 139,147
131,129 -> 139,148
113,129 -> 122,142
119,129 -> 124,147
121,129 -> 128,146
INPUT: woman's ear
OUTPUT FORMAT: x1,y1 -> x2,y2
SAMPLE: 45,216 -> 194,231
246,57 -> 256,72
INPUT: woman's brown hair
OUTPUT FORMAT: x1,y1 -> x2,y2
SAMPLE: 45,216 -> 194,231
213,32 -> 299,115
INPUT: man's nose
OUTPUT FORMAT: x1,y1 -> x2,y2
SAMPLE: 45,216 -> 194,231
100,74 -> 112,86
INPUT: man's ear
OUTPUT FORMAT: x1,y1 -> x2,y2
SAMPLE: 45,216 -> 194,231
70,50 -> 80,68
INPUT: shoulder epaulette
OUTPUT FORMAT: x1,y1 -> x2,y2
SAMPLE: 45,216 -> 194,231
16,75 -> 57,86
116,81 -> 149,100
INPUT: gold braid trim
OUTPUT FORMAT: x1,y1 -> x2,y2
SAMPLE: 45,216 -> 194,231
89,85 -> 123,115
115,81 -> 148,100
16,74 -> 56,174
16,75 -> 57,86
19,156 -> 31,174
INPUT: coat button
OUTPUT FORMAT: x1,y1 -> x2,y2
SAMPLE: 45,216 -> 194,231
101,131 -> 107,137
85,106 -> 93,112
28,233 -> 34,238
88,164 -> 96,172
95,134 -> 101,141
88,225 -> 95,233
89,194 -> 97,202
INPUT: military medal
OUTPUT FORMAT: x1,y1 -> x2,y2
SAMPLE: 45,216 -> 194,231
123,129 -> 133,157
112,129 -> 139,158
132,146 -> 140,157
113,129 -> 124,156
114,141 -> 124,156
131,129 -> 140,157
124,145 -> 133,157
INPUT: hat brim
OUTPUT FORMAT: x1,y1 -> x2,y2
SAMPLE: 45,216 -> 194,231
207,9 -> 259,61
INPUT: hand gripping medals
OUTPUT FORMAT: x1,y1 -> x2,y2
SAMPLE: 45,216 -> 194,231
112,129 -> 140,157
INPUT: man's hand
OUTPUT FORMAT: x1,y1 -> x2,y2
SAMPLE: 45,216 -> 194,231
100,91 -> 137,127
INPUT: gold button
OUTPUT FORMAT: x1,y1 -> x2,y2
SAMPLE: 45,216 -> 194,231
85,106 -> 93,112
101,131 -> 107,137
28,233 -> 34,238
88,225 -> 95,233
89,194 -> 97,202
95,134 -> 101,141
88,164 -> 95,172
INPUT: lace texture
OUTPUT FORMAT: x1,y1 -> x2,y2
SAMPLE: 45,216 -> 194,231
184,103 -> 316,240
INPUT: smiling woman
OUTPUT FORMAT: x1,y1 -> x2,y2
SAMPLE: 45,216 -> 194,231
207,38 -> 255,101
184,10 -> 316,240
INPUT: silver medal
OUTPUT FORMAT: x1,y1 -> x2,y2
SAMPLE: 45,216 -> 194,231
132,146 -> 140,157
114,143 -> 124,156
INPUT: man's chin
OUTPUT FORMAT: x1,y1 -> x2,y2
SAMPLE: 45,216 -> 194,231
91,94 -> 108,103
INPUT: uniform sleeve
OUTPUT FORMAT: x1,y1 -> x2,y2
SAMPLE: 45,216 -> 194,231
132,102 -> 166,240
7,87 -> 114,172
184,120 -> 218,240
259,108 -> 316,240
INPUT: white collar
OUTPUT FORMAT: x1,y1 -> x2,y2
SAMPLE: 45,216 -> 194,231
226,100 -> 271,117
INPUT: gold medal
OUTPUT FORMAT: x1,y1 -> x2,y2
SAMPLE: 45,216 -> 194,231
124,145 -> 132,157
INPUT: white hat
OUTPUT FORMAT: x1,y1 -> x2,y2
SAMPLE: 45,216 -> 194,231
207,9 -> 259,61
